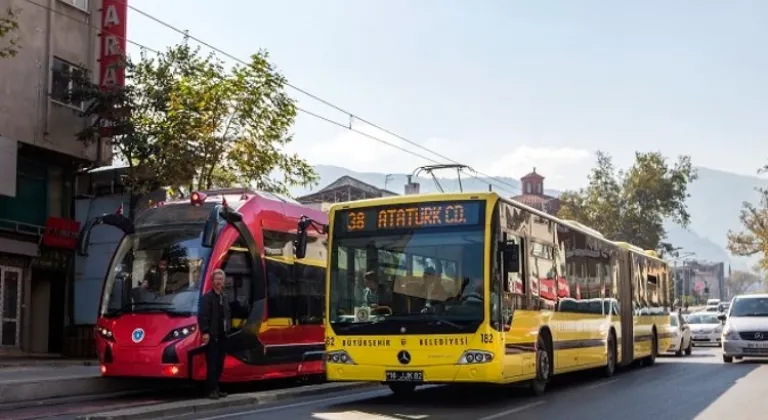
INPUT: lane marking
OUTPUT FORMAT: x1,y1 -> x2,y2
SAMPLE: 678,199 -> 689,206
195,389 -> 390,420
586,378 -> 618,389
477,400 -> 545,420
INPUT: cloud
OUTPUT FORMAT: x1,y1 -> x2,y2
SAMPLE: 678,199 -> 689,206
297,121 -> 594,190
301,121 -> 468,175
487,146 -> 593,190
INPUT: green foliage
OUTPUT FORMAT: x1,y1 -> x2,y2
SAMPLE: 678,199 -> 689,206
72,41 -> 317,208
727,270 -> 760,296
0,7 -> 20,59
557,151 -> 697,253
727,163 -> 768,271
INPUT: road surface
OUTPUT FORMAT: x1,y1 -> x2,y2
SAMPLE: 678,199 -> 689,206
4,347 -> 766,419
178,346 -> 767,420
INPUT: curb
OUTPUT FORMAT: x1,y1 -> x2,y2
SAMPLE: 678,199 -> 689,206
79,382 -> 378,420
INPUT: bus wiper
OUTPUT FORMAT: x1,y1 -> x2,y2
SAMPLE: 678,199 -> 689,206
332,321 -> 376,331
386,314 -> 466,330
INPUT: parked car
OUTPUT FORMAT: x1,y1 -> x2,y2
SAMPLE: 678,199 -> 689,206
687,312 -> 723,347
666,312 -> 693,356
721,294 -> 768,363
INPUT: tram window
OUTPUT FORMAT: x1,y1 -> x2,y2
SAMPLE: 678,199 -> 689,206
263,230 -> 295,257
266,259 -> 294,319
221,243 -> 252,303
295,263 -> 324,324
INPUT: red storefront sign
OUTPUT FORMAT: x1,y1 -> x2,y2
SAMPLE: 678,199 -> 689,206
99,0 -> 128,137
42,217 -> 81,250
99,0 -> 127,88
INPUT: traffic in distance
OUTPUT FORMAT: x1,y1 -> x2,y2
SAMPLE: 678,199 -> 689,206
77,188 -> 328,383
294,191 -> 676,396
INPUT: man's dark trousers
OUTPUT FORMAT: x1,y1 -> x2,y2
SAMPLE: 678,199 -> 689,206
206,336 -> 227,393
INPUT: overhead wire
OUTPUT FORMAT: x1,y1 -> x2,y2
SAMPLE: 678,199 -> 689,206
20,0 -> 523,195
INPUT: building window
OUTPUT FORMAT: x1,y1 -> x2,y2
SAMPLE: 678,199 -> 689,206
59,0 -> 89,12
51,58 -> 85,108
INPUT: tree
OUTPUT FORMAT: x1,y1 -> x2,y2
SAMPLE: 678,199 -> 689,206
727,163 -> 768,271
72,42 -> 317,214
727,270 -> 760,296
557,151 -> 697,254
0,7 -> 20,59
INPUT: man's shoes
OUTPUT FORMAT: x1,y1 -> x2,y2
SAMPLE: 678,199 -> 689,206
207,391 -> 220,400
218,391 -> 228,398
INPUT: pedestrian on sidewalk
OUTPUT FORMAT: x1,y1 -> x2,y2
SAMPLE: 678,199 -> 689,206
198,268 -> 230,400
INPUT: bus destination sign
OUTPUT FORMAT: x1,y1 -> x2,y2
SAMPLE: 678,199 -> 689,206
339,201 -> 484,233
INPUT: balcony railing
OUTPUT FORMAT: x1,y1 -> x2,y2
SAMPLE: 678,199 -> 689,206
0,219 -> 45,237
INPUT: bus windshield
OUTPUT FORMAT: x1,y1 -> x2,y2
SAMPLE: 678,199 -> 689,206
100,226 -> 212,317
328,200 -> 486,335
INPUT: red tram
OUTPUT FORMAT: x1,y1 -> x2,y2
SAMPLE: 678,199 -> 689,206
77,189 -> 328,382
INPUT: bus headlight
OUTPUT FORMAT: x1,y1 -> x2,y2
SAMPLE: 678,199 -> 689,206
96,327 -> 114,341
326,350 -> 356,365
457,350 -> 494,365
162,325 -> 197,342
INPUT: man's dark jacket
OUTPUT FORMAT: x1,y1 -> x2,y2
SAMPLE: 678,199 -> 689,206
198,291 -> 232,339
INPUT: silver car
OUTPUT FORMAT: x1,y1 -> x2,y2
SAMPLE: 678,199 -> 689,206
720,294 -> 768,363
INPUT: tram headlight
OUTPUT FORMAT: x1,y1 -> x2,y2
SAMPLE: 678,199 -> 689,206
96,326 -> 115,341
457,350 -> 494,365
326,350 -> 356,365
162,325 -> 197,342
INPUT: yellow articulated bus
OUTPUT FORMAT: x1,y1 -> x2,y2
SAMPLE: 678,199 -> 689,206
294,192 -> 673,396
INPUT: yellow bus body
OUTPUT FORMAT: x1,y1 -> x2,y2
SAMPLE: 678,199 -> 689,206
322,192 -> 673,387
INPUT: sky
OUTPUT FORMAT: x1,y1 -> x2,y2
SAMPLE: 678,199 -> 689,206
123,0 -> 767,192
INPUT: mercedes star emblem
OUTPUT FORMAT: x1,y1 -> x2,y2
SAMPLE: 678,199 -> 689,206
397,350 -> 411,365
755,332 -> 764,340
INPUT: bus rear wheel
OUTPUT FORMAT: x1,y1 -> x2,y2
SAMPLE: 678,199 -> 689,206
529,334 -> 551,396
388,383 -> 416,397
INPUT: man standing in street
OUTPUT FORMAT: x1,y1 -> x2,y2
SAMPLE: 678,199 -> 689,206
198,269 -> 230,399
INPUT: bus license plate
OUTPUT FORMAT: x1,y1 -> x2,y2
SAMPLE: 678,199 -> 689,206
385,370 -> 424,382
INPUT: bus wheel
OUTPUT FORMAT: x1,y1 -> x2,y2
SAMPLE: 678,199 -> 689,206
603,333 -> 617,378
529,335 -> 551,396
388,383 -> 416,397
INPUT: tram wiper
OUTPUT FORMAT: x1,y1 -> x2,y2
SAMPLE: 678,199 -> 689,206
104,301 -> 172,317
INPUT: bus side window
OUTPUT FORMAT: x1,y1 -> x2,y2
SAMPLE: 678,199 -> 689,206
295,263 -> 324,324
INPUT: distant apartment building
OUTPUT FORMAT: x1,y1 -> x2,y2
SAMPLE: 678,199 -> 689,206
0,0 -> 124,355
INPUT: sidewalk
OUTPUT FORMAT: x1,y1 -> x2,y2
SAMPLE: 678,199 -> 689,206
0,363 -> 150,405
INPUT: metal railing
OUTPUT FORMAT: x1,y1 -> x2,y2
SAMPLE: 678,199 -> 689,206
0,218 -> 45,237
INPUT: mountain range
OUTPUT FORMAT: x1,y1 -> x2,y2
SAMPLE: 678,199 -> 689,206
289,165 -> 768,271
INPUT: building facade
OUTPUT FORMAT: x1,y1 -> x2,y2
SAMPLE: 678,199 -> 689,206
297,175 -> 398,209
510,168 -> 561,215
0,0 -> 121,355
